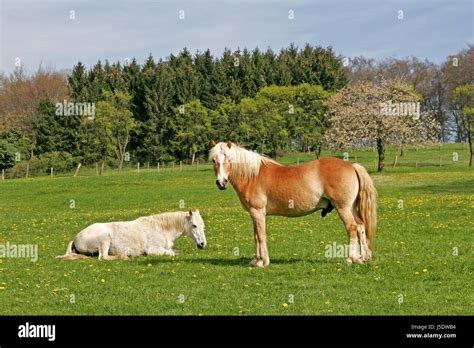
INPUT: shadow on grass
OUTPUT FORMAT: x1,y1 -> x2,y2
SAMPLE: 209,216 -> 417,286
139,256 -> 316,267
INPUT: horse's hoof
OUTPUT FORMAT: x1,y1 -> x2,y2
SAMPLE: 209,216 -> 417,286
249,258 -> 265,268
353,257 -> 364,264
346,257 -> 363,265
249,258 -> 259,267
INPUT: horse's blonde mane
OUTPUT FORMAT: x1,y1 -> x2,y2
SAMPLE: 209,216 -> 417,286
209,142 -> 279,179
138,212 -> 188,233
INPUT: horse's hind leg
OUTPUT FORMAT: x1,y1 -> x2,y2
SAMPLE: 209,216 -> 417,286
98,239 -> 129,260
336,207 -> 362,264
357,224 -> 371,262
98,240 -> 111,260
352,207 -> 371,262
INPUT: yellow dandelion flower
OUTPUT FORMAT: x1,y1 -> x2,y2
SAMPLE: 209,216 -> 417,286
282,303 -> 289,308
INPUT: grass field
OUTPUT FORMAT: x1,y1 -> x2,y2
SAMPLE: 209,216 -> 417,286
0,144 -> 472,315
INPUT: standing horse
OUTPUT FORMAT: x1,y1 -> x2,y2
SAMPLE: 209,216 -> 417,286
209,141 -> 377,268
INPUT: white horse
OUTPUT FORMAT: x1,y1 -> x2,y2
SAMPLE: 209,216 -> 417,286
57,210 -> 206,260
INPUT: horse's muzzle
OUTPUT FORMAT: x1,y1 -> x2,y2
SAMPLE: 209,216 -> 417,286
197,242 -> 206,249
216,180 -> 227,190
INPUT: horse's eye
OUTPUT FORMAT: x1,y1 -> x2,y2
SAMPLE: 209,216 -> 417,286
212,159 -> 216,163
192,224 -> 197,228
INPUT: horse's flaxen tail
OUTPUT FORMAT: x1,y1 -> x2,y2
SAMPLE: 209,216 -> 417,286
353,163 -> 377,252
56,241 -> 89,260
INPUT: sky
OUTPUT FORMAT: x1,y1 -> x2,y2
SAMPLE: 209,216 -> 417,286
0,0 -> 472,73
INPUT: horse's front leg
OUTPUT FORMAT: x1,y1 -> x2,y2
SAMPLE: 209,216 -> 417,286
146,246 -> 176,256
249,210 -> 270,268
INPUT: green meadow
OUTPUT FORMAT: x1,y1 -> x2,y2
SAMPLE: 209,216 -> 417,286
0,144 -> 472,315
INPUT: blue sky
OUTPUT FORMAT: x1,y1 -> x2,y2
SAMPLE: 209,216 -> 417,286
0,0 -> 472,73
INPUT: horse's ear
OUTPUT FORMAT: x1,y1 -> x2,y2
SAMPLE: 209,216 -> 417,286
195,209 -> 200,215
189,210 -> 193,216
210,140 -> 216,148
227,141 -> 232,149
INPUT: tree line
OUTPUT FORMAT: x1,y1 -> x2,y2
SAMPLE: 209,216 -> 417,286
0,44 -> 345,176
0,44 -> 472,177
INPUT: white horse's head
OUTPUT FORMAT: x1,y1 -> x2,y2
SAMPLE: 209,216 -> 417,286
185,210 -> 206,249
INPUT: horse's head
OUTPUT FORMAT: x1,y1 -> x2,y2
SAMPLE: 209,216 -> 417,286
209,140 -> 232,190
185,210 -> 206,249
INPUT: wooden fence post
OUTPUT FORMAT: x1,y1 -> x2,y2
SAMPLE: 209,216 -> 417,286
50,167 -> 54,178
392,156 -> 398,168
73,163 -> 82,177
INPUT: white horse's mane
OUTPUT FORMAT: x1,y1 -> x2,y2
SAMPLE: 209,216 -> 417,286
209,142 -> 279,179
138,211 -> 189,234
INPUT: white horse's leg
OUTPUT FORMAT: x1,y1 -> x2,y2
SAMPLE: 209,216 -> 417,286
336,207 -> 362,264
98,239 -> 109,260
98,239 -> 129,260
146,246 -> 175,256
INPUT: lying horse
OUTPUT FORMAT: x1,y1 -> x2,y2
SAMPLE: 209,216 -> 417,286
209,141 -> 377,268
57,210 -> 206,260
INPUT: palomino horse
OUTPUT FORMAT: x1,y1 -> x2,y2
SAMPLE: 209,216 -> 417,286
209,141 -> 377,268
57,210 -> 206,260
